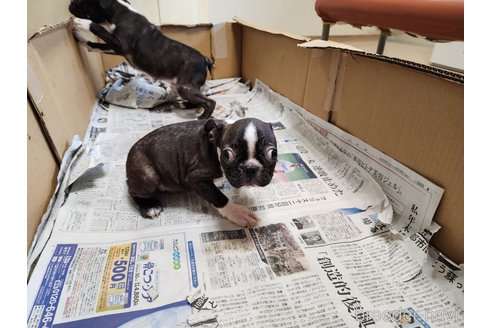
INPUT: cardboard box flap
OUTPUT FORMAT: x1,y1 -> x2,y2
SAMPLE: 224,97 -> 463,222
211,22 -> 242,79
240,23 -> 312,107
302,47 -> 342,121
298,39 -> 464,84
31,18 -> 106,91
160,23 -> 213,28
27,20 -> 97,159
298,39 -> 362,52
330,53 -> 464,263
233,17 -> 311,42
27,101 -> 59,250
28,18 -> 72,41
160,25 -> 213,59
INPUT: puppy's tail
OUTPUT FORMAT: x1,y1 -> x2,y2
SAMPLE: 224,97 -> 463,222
205,56 -> 215,74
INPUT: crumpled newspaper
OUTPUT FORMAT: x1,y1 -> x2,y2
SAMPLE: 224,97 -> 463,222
99,62 -> 182,109
186,289 -> 219,327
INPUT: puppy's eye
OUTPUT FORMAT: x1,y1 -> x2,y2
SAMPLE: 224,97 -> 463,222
222,149 -> 235,163
266,148 -> 278,161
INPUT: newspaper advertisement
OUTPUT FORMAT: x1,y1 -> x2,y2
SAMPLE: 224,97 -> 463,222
28,76 -> 463,327
27,234 -> 192,327
28,210 -> 463,327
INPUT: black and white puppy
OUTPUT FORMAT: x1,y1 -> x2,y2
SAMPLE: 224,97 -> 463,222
126,118 -> 278,227
69,0 -> 216,119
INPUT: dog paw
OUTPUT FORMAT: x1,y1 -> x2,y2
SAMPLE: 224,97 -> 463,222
72,28 -> 90,45
144,206 -> 162,219
73,18 -> 92,32
217,202 -> 259,228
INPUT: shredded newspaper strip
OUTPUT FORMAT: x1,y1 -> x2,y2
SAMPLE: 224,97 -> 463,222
27,68 -> 463,328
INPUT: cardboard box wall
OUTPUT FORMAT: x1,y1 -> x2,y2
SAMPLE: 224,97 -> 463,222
27,21 -> 464,264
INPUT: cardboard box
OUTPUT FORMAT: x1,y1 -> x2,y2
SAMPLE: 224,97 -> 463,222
27,20 -> 463,264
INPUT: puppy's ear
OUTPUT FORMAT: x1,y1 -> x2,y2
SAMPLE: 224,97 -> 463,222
204,119 -> 227,146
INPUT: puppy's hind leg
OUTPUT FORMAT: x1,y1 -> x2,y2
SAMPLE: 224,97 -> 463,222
131,196 -> 163,219
126,161 -> 163,219
177,85 -> 216,119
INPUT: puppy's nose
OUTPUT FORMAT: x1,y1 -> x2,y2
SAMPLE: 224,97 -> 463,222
244,166 -> 259,177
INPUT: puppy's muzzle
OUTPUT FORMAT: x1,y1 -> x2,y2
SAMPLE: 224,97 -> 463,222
241,164 -> 273,187
244,165 -> 259,178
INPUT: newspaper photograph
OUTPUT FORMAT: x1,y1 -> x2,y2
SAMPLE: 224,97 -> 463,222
27,73 -> 463,327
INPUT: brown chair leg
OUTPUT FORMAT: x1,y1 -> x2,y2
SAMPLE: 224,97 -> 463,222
377,30 -> 389,54
321,23 -> 331,40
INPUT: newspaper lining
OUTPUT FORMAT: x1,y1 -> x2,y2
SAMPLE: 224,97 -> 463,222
27,74 -> 463,328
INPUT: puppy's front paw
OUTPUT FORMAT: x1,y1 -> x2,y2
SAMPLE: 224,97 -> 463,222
217,202 -> 259,228
72,28 -> 90,46
73,18 -> 92,32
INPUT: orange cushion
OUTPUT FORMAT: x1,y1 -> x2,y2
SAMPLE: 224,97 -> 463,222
315,0 -> 464,41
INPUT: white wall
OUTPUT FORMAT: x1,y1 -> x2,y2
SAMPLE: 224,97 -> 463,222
431,42 -> 464,72
208,0 -> 320,35
157,0 -> 206,25
27,0 -> 377,39
207,0 -> 377,36
27,0 -> 71,38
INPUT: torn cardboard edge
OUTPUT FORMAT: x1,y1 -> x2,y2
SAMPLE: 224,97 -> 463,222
161,22 -> 213,28
28,21 -> 99,160
233,16 -> 311,42
232,18 -> 463,85
28,18 -> 72,41
298,39 -> 464,84
27,18 -> 212,41
298,39 -> 362,52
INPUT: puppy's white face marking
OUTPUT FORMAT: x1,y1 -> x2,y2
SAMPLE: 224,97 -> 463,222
117,0 -> 138,13
244,122 -> 257,160
243,122 -> 261,167
73,18 -> 91,32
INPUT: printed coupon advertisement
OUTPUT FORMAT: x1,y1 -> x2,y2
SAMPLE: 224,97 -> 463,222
28,233 -> 192,327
